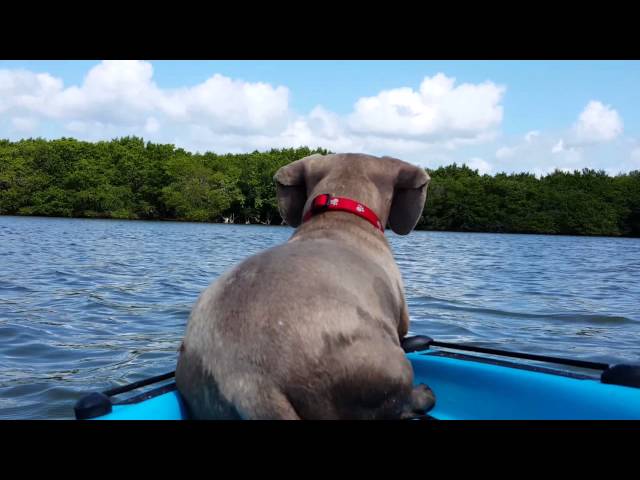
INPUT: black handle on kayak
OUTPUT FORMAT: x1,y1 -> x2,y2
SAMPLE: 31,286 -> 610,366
406,335 -> 640,388
401,335 -> 612,371
74,371 -> 177,420
103,371 -> 176,397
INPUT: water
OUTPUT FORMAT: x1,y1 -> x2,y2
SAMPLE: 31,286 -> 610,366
1,215 -> 639,419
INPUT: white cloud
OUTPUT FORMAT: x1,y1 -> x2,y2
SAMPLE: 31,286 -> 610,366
467,157 -> 492,175
494,131 -> 539,160
0,69 -> 64,115
572,100 -> 623,144
0,64 -> 505,167
259,73 -> 506,166
487,131 -> 597,177
347,73 -> 505,142
524,130 -> 540,143
455,98 -> 634,176
551,139 -> 565,154
496,146 -> 516,159
0,61 -> 291,136
488,99 -> 628,176
10,117 -> 38,133
144,117 -> 160,134
165,74 -> 290,133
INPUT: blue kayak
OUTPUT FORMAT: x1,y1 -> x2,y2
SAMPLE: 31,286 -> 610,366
74,336 -> 640,420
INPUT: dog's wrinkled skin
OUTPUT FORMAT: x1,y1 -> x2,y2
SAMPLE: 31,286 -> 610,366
176,153 -> 435,419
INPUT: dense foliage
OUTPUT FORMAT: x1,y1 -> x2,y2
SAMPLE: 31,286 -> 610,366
1,137 -> 638,236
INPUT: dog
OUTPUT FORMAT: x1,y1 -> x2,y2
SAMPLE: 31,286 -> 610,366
175,153 -> 435,419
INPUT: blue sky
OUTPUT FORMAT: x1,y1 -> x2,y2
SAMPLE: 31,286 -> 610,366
1,60 -> 639,175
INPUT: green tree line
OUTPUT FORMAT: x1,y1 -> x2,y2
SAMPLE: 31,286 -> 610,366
1,137 -> 638,236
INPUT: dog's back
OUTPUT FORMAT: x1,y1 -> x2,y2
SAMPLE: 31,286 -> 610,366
176,153 -> 434,419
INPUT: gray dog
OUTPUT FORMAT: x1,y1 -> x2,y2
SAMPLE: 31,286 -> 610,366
175,153 -> 435,419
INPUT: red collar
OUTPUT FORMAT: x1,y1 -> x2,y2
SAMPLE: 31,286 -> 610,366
302,194 -> 384,233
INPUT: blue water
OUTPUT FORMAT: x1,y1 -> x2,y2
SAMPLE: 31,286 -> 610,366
1,215 -> 639,419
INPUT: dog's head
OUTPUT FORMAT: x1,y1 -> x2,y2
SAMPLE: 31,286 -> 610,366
273,153 -> 430,235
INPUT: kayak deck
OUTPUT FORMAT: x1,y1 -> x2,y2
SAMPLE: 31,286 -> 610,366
77,338 -> 640,420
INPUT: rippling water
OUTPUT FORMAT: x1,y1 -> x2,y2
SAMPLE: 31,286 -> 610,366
1,215 -> 639,419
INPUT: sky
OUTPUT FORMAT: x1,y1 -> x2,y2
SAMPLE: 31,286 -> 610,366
1,60 -> 639,176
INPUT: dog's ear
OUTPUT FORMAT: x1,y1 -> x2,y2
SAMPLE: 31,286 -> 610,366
274,155 -> 318,227
388,162 -> 430,235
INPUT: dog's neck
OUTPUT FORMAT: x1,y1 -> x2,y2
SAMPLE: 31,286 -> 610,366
289,211 -> 391,253
302,194 -> 385,233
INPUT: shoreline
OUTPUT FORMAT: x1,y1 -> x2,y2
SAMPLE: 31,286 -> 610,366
3,213 -> 639,240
